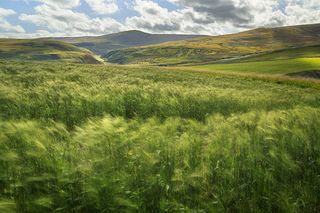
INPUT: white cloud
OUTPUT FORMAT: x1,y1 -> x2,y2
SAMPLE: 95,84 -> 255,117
0,30 -> 69,39
126,0 -> 181,33
125,0 -> 320,35
167,0 -> 320,30
35,0 -> 80,8
2,0 -> 320,37
0,8 -> 16,17
19,4 -> 125,36
283,0 -> 320,25
125,0 -> 243,34
0,8 -> 25,33
85,0 -> 119,15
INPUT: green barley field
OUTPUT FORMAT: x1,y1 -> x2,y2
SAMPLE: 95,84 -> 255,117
1,60 -> 320,212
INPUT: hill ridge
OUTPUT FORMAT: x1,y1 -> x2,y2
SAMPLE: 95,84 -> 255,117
51,30 -> 207,55
104,23 -> 320,65
0,38 -> 100,64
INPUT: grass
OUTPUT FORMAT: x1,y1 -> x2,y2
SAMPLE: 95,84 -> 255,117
104,23 -> 320,65
0,60 -> 320,212
237,45 -> 320,62
191,57 -> 320,75
0,39 -> 100,64
55,30 -> 205,55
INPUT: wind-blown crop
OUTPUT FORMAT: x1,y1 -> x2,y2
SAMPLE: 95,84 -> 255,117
0,61 -> 320,212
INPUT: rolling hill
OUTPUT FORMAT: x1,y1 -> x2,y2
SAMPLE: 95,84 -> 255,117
0,39 -> 101,64
104,23 -> 320,65
52,30 -> 207,55
229,45 -> 320,63
189,45 -> 320,75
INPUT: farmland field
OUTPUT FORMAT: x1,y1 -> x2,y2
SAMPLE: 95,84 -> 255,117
1,60 -> 320,212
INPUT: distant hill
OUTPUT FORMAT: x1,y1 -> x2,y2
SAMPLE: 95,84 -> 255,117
52,30 -> 207,55
104,23 -> 320,65
228,45 -> 320,63
0,39 -> 100,64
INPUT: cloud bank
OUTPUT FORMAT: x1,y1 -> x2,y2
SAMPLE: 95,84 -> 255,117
0,8 -> 25,33
0,0 -> 319,37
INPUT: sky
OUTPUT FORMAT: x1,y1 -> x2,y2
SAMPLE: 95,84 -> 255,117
0,0 -> 319,38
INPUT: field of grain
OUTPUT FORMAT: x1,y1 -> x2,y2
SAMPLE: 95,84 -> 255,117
0,60 -> 320,212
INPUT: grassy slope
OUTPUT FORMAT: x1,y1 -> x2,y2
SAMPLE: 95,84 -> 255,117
235,45 -> 320,62
1,60 -> 320,212
0,39 -> 100,64
191,58 -> 320,74
53,30 -> 207,55
191,45 -> 320,75
104,23 -> 320,66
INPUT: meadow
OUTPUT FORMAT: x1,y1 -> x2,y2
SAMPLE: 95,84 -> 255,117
1,60 -> 320,212
0,39 -> 100,64
191,57 -> 320,75
190,45 -> 320,75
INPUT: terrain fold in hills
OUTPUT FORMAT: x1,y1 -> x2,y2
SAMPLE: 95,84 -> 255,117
104,23 -> 320,65
0,39 -> 101,64
51,30 -> 207,55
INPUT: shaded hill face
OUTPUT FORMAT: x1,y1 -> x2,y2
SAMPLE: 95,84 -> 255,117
53,30 -> 207,55
104,23 -> 320,65
288,70 -> 320,79
0,39 -> 100,64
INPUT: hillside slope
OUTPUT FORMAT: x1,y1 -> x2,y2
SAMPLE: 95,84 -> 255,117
0,39 -> 101,64
52,30 -> 207,55
104,23 -> 320,65
231,45 -> 320,63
